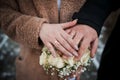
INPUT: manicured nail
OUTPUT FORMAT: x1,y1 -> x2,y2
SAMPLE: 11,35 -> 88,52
73,19 -> 78,22
73,52 -> 78,56
75,45 -> 79,50
68,53 -> 73,57
75,19 -> 78,21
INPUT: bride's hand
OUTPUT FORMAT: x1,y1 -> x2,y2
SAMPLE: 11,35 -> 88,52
39,20 -> 78,57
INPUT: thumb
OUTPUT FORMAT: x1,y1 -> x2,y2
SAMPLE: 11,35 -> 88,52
91,38 -> 98,58
61,19 -> 78,29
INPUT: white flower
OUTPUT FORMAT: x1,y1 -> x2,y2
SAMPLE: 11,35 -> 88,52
80,49 -> 90,66
48,55 -> 64,68
65,57 -> 75,67
48,55 -> 57,66
55,57 -> 65,68
39,46 -> 91,79
39,52 -> 47,65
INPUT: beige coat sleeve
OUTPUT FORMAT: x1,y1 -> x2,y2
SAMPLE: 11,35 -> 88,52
0,0 -> 48,49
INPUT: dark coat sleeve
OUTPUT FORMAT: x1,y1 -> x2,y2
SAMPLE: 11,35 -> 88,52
72,0 -> 119,36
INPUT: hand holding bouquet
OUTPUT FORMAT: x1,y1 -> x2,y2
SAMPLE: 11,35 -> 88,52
39,47 -> 91,80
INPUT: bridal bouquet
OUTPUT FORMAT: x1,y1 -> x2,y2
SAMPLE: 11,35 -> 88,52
39,47 -> 91,79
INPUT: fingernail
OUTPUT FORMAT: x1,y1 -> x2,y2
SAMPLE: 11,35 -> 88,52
68,53 -> 73,57
73,19 -> 78,22
75,45 -> 79,50
73,52 -> 78,56
91,53 -> 95,58
52,54 -> 56,58
75,19 -> 78,21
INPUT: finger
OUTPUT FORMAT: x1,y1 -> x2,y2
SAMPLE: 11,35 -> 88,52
56,34 -> 78,56
77,38 -> 90,60
61,31 -> 78,50
45,42 -> 56,57
91,38 -> 98,58
62,55 -> 68,59
76,74 -> 80,80
52,40 -> 73,57
56,50 -> 63,56
69,30 -> 76,39
76,66 -> 82,80
61,19 -> 77,29
65,29 -> 71,34
73,32 -> 83,46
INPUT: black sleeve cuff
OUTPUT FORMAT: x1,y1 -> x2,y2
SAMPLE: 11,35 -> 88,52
72,12 -> 102,36
72,0 -> 112,36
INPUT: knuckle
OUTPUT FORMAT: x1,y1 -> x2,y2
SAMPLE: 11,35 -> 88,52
47,35 -> 53,39
79,32 -> 84,37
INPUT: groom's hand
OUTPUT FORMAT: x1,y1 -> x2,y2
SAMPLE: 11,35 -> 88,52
66,24 -> 98,60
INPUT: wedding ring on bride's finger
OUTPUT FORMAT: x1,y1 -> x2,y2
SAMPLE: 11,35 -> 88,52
55,40 -> 58,44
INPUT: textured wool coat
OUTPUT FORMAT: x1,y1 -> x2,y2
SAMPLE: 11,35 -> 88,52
0,0 -> 86,80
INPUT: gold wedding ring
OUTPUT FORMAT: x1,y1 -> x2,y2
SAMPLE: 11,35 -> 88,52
55,41 -> 58,44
